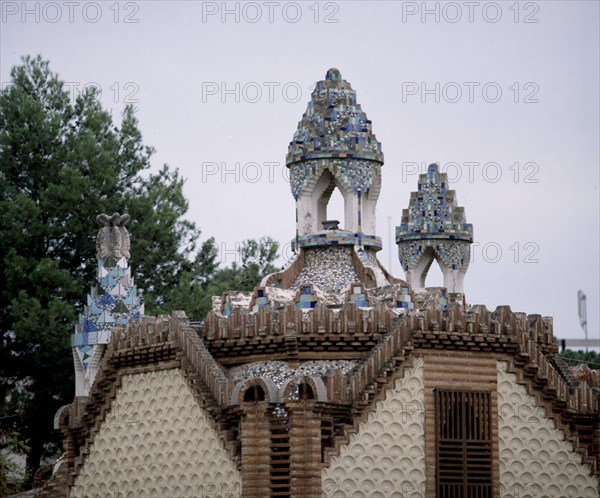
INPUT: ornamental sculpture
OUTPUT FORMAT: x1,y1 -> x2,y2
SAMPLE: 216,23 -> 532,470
96,212 -> 131,260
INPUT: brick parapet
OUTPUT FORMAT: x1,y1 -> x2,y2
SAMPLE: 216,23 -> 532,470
204,301 -> 395,360
169,310 -> 233,407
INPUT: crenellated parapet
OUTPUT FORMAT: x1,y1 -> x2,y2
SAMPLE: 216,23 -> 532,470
203,296 -> 599,423
204,300 -> 395,363
202,279 -> 420,365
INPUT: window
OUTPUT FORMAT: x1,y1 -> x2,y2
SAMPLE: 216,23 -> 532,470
435,390 -> 492,498
243,385 -> 265,402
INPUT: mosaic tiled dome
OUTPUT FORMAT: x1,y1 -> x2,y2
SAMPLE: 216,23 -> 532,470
395,164 -> 473,291
286,68 -> 384,166
396,163 -> 473,243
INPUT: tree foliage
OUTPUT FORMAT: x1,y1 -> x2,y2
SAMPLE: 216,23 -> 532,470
560,349 -> 600,371
0,56 -> 279,488
162,236 -> 280,319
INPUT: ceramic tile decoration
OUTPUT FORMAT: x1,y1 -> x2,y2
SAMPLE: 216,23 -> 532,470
72,213 -> 143,396
287,69 -> 384,238
44,69 -> 599,498
396,163 -> 473,293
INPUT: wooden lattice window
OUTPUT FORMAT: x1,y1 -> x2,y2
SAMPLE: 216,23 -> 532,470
435,390 -> 493,498
270,409 -> 290,497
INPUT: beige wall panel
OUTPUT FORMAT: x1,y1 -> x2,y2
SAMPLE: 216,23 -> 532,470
322,357 -> 426,498
497,361 -> 598,498
71,368 -> 241,497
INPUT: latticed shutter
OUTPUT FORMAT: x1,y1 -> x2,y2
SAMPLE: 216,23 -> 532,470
435,390 -> 493,498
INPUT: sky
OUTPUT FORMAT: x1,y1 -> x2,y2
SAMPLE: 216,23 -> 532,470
1,0 -> 598,346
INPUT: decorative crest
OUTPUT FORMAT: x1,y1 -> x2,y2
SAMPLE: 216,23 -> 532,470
96,212 -> 131,260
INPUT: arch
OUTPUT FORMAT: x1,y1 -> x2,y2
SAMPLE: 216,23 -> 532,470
231,377 -> 280,405
54,404 -> 71,430
243,385 -> 265,402
404,244 -> 468,292
407,246 -> 436,289
296,167 -> 361,235
313,169 -> 351,231
280,376 -> 328,402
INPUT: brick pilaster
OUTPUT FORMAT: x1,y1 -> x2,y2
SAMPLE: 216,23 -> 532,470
288,402 -> 322,498
240,402 -> 271,497
422,351 -> 499,498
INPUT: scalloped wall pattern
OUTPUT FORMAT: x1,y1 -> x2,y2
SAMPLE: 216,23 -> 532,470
322,357 -> 425,497
71,368 -> 241,498
497,361 -> 598,498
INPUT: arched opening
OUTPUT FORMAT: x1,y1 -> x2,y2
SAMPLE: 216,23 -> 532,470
325,187 -> 345,229
411,247 -> 445,289
297,383 -> 315,401
314,169 -> 346,231
243,384 -> 266,402
424,258 -> 444,287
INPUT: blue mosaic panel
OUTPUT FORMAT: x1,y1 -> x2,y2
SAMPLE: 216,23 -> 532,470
396,286 -> 415,310
72,256 -> 144,371
247,288 -> 269,313
295,285 -> 317,309
347,284 -> 371,308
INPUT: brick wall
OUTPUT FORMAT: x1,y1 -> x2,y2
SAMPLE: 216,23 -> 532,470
240,402 -> 271,497
422,351 -> 500,498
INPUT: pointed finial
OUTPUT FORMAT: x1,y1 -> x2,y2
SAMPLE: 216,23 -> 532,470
96,212 -> 131,260
325,68 -> 342,81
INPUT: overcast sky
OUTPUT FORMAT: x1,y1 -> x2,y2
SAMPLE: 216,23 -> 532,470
1,0 -> 598,345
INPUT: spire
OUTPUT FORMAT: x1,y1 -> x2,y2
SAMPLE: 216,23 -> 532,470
286,69 -> 384,244
72,213 -> 144,396
286,68 -> 383,167
396,164 -> 473,293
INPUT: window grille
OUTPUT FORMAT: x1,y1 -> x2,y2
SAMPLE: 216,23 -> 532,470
435,389 -> 493,498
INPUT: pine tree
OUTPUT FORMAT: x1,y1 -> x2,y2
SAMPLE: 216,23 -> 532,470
0,55 -> 218,484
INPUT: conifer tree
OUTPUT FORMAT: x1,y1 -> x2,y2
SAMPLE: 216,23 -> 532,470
0,55 -> 219,484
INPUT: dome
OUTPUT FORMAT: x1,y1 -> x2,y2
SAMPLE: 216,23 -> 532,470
286,68 -> 384,166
